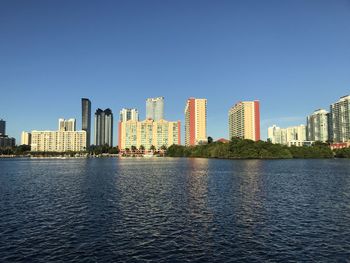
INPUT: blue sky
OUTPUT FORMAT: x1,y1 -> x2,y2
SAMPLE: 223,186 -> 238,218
1,0 -> 350,144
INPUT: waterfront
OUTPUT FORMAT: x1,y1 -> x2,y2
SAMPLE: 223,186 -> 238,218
1,158 -> 350,262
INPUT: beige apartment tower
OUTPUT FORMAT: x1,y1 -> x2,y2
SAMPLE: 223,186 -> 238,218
228,100 -> 260,141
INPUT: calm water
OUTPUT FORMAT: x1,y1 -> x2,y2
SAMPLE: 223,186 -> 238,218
1,158 -> 350,262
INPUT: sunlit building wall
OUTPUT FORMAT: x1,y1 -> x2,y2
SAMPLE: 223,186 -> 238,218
228,100 -> 260,141
119,119 -> 180,150
185,98 -> 207,146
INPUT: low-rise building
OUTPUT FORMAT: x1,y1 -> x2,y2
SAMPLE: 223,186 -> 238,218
31,130 -> 86,152
330,142 -> 350,150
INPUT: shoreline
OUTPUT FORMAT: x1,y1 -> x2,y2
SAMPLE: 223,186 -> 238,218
0,155 -> 344,160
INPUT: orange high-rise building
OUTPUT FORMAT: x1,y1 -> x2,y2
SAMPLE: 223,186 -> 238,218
184,98 -> 207,146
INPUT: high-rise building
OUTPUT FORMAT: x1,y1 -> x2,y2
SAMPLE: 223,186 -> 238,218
58,118 -> 76,131
268,124 -> 307,146
31,130 -> 86,152
306,109 -> 329,142
330,95 -> 350,143
0,136 -> 15,148
0,119 -> 15,148
0,119 -> 5,136
267,125 -> 282,144
118,108 -> 139,148
21,131 -> 32,145
94,108 -> 113,146
228,100 -> 260,141
119,119 -> 181,150
119,108 -> 139,122
146,97 -> 164,121
82,98 -> 91,147
184,98 -> 207,146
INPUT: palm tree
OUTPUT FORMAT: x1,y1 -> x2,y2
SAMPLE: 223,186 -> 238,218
139,145 -> 145,153
160,145 -> 167,151
131,145 -> 137,153
150,145 -> 156,152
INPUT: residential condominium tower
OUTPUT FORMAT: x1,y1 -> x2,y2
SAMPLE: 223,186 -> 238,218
59,118 -> 76,131
0,119 -> 16,148
94,108 -> 113,146
0,119 -> 5,136
228,100 -> 260,141
306,109 -> 329,142
120,108 -> 139,122
184,98 -> 207,146
21,131 -> 32,145
146,97 -> 164,121
330,95 -> 350,143
82,98 -> 91,147
118,108 -> 139,148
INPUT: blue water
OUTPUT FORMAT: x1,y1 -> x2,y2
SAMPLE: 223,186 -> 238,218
1,158 -> 350,262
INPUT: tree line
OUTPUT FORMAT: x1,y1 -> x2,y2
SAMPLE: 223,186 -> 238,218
1,139 -> 350,158
166,138 -> 347,159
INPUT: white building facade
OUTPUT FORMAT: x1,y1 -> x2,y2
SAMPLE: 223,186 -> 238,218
268,124 -> 308,146
146,97 -> 164,121
330,95 -> 350,143
306,109 -> 329,142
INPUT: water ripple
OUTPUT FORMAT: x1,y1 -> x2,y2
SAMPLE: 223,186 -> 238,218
1,158 -> 350,262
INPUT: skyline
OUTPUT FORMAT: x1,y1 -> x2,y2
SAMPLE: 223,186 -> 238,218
12,93 -> 350,146
1,1 -> 350,143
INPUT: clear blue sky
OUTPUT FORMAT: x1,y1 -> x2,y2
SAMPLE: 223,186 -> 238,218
1,0 -> 350,145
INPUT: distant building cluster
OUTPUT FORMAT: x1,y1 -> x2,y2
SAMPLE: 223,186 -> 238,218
5,96 -> 263,153
268,124 -> 310,147
268,95 -> 350,147
9,92 -> 350,153
0,119 -> 16,148
118,97 -> 180,151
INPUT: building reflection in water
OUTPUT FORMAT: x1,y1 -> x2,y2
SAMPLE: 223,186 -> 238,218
231,160 -> 268,238
204,159 -> 269,246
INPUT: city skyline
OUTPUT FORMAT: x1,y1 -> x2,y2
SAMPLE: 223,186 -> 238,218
6,92 -> 350,147
1,1 -> 350,142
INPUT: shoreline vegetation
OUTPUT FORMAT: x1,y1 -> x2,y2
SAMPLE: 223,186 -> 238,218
1,138 -> 350,159
166,138 -> 350,159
